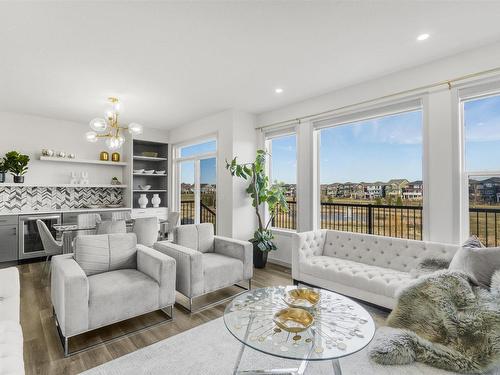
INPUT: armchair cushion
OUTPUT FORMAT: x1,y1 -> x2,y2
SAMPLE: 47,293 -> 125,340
154,241 -> 204,298
214,236 -> 253,280
175,223 -> 214,253
202,253 -> 243,294
74,233 -> 137,276
88,269 -> 159,330
137,245 -> 176,307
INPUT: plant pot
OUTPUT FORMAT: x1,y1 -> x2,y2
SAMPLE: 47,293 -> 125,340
253,243 -> 268,269
0,172 -> 4,183
13,175 -> 24,183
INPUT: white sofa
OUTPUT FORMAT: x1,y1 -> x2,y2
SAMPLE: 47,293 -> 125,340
292,230 -> 458,309
0,267 -> 24,375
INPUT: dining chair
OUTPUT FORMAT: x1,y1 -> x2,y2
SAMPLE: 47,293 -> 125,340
111,211 -> 132,221
36,219 -> 63,275
133,217 -> 160,247
76,213 -> 102,236
161,211 -> 179,240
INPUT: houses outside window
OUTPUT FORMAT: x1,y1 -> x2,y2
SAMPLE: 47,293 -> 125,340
315,100 -> 424,239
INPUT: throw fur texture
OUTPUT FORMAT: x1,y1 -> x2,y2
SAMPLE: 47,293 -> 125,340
370,270 -> 500,374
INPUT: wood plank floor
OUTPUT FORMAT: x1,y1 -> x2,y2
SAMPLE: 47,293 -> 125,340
18,260 -> 388,375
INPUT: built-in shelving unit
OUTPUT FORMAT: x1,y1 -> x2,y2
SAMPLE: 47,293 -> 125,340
132,155 -> 167,162
129,140 -> 168,209
133,189 -> 167,193
40,156 -> 127,167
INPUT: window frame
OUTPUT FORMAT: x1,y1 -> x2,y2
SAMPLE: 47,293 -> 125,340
172,136 -> 218,229
458,82 -> 500,244
312,98 -> 426,238
263,127 -> 298,232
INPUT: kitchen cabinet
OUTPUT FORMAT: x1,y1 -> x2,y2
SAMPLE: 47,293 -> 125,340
0,216 -> 18,262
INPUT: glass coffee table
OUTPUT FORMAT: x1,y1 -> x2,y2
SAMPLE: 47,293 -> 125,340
224,286 -> 375,375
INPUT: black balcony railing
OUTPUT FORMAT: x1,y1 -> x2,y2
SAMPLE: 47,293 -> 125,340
469,207 -> 500,247
272,201 -> 297,230
273,201 -> 423,240
180,200 -> 217,231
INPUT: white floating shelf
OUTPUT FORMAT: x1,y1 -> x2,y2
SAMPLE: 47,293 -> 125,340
0,183 -> 127,188
133,173 -> 167,177
40,156 -> 128,166
133,189 -> 167,193
133,155 -> 167,161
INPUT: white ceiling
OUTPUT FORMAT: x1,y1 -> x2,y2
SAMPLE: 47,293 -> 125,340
1,1 -> 500,130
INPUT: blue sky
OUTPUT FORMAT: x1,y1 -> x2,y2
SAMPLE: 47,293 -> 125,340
180,140 -> 216,185
181,94 -> 500,186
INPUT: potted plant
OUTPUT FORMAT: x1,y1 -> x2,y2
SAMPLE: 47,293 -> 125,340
4,151 -> 30,183
226,149 -> 289,268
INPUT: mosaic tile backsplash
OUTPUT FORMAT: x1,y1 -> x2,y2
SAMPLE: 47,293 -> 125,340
0,186 -> 123,212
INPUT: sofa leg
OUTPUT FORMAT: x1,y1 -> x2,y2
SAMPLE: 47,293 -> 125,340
63,337 -> 69,358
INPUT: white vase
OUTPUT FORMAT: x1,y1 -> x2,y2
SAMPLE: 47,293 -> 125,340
151,194 -> 161,208
138,194 -> 148,208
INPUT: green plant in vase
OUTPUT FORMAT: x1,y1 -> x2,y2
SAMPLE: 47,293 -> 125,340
4,151 -> 30,183
226,149 -> 289,268
0,160 -> 7,183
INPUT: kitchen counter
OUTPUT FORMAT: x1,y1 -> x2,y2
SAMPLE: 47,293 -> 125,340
0,207 -> 131,216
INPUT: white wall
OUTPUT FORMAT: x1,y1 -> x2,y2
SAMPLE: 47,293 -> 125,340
0,111 -> 167,187
168,109 -> 256,240
257,41 -> 500,265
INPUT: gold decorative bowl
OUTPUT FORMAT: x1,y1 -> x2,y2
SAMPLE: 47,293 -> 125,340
283,288 -> 320,308
273,308 -> 314,333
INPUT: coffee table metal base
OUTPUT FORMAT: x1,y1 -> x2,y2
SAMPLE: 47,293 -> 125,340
232,342 -> 342,375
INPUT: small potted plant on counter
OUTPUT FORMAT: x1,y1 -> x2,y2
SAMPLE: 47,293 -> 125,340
226,149 -> 289,268
0,159 -> 6,183
4,151 -> 30,183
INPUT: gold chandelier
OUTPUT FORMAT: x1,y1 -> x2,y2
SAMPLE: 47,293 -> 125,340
85,97 -> 143,150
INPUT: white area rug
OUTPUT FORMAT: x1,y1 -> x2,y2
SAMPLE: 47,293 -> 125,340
80,317 -> 478,375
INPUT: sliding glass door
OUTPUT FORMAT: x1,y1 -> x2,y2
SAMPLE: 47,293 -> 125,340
175,140 -> 217,231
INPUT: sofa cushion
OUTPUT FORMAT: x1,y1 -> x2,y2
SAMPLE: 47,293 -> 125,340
449,245 -> 500,288
74,233 -> 137,276
322,230 -> 457,273
0,321 -> 24,375
0,267 -> 20,322
301,256 -> 412,299
88,269 -> 159,330
202,253 -> 243,293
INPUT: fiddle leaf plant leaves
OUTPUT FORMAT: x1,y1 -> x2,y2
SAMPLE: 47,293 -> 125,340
225,149 -> 289,252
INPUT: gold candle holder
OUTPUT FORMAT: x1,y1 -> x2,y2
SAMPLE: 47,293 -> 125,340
100,151 -> 109,161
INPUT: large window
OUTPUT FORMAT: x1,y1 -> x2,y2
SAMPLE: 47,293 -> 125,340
317,104 -> 423,239
266,132 -> 297,230
175,139 -> 217,231
463,92 -> 500,247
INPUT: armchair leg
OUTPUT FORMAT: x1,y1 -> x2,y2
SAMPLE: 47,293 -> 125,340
293,279 -> 299,286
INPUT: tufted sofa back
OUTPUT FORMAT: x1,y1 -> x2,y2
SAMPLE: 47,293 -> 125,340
322,230 -> 458,273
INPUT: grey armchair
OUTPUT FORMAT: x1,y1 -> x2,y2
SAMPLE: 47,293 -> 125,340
51,233 -> 176,356
154,223 -> 252,312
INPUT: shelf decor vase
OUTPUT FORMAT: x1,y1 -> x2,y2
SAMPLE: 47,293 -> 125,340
138,194 -> 149,208
151,194 -> 161,208
0,172 -> 4,183
111,152 -> 120,162
13,176 -> 24,183
100,151 -> 110,161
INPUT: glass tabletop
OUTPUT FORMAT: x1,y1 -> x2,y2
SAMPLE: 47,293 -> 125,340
223,286 -> 375,362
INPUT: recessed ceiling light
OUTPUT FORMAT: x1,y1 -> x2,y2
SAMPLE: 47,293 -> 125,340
275,88 -> 283,94
417,33 -> 430,41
